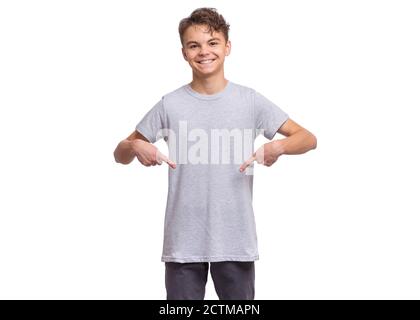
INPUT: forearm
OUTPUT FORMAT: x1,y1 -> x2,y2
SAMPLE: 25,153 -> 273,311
114,139 -> 136,164
273,129 -> 317,156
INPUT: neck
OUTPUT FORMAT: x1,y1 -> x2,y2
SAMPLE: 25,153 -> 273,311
189,73 -> 228,95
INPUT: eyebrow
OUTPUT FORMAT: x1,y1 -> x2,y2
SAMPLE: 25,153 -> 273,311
185,38 -> 221,46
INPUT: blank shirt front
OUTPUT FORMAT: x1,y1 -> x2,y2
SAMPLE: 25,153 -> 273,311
136,80 -> 289,263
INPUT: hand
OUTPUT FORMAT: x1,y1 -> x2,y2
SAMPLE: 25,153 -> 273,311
131,139 -> 176,169
239,141 -> 283,172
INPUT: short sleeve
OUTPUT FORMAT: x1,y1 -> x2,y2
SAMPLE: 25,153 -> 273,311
253,90 -> 289,140
135,98 -> 166,143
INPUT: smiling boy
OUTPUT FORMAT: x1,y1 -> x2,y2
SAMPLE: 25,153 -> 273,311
114,8 -> 317,300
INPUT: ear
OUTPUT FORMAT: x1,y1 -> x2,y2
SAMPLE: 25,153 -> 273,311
181,47 -> 188,61
225,40 -> 232,56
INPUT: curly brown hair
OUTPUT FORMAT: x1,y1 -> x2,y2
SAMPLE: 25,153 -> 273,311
178,8 -> 230,46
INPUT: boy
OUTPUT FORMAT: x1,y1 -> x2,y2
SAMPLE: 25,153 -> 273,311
114,8 -> 317,300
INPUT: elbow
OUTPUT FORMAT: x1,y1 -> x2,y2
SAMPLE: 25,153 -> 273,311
113,150 -> 122,164
113,148 -> 126,164
114,139 -> 135,165
114,149 -> 132,165
311,133 -> 317,150
114,156 -> 128,165
303,129 -> 317,151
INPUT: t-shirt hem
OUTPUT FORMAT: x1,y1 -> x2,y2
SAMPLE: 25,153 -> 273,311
135,126 -> 155,143
266,114 -> 289,140
161,255 -> 259,263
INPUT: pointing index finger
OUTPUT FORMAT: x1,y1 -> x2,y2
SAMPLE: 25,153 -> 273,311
157,151 -> 177,169
239,154 -> 256,172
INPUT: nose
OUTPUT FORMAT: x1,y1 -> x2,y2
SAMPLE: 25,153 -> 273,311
198,44 -> 211,56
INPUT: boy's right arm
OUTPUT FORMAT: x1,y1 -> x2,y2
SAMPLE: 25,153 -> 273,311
113,130 -> 148,165
114,130 -> 176,169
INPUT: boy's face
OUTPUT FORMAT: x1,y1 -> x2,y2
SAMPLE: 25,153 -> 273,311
181,24 -> 231,78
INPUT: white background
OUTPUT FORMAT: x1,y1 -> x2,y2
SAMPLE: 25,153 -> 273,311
1,0 -> 419,299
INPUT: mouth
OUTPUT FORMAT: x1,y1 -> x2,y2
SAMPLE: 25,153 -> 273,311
196,58 -> 216,65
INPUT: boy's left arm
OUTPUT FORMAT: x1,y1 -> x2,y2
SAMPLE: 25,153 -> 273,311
273,118 -> 317,156
239,118 -> 317,171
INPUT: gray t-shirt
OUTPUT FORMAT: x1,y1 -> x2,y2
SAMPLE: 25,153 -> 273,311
135,80 -> 289,263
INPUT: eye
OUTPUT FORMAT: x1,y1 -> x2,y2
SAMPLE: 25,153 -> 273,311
189,45 -> 197,49
210,42 -> 218,46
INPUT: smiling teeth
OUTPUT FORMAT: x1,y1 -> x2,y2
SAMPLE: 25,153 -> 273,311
199,60 -> 213,64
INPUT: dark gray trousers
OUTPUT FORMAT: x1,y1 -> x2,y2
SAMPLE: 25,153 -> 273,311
165,261 -> 255,300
